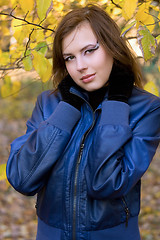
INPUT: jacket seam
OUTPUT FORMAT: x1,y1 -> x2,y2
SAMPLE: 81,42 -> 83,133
19,128 -> 59,187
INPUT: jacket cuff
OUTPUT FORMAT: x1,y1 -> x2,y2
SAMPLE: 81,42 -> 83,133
100,100 -> 130,126
46,101 -> 81,133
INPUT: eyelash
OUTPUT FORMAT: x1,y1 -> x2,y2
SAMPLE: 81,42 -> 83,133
64,43 -> 99,62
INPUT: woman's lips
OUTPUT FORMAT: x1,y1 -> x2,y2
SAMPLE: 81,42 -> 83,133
81,73 -> 96,83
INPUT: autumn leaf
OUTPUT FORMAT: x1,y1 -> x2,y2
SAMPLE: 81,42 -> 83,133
35,42 -> 48,55
137,26 -> 157,61
1,76 -> 12,98
144,81 -> 159,96
136,2 -> 155,32
156,35 -> 160,44
32,50 -> 52,82
23,50 -> 33,71
19,0 -> 34,13
121,20 -> 136,37
36,0 -> 52,21
122,0 -> 138,21
11,81 -> 21,98
0,164 -> 7,181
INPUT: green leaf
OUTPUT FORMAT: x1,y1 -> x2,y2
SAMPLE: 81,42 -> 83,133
35,42 -> 48,55
23,50 -> 33,71
137,25 -> 157,61
0,164 -> 7,181
36,0 -> 52,21
121,21 -> 136,37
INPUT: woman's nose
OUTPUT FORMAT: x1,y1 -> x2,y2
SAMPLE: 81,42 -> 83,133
76,56 -> 87,72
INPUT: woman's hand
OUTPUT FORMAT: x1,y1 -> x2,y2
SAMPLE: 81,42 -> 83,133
58,75 -> 83,111
108,62 -> 134,103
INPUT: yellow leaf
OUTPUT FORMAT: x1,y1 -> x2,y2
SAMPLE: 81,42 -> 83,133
55,2 -> 64,12
36,0 -> 52,21
112,7 -> 122,16
144,81 -> 159,96
136,3 -> 155,32
19,0 -> 34,13
158,66 -> 160,72
32,50 -> 52,82
0,164 -> 7,181
23,51 -> 33,71
11,81 -> 21,97
10,0 -> 17,7
121,20 -> 136,36
0,52 -> 10,66
156,35 -> 160,44
35,30 -> 45,42
122,0 -> 138,21
2,26 -> 10,36
11,18 -> 24,44
1,76 -> 12,98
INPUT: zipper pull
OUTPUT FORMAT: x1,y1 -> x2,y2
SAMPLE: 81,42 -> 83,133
122,197 -> 129,227
78,143 -> 84,164
125,207 -> 129,227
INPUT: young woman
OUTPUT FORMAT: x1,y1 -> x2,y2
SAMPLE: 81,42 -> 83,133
6,4 -> 160,240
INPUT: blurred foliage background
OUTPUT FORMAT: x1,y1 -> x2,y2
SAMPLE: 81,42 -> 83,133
0,0 -> 160,239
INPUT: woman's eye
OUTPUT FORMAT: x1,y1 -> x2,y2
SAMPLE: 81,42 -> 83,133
64,56 -> 74,62
85,43 -> 99,55
85,48 -> 95,54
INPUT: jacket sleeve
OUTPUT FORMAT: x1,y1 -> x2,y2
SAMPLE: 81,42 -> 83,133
85,100 -> 160,199
6,94 -> 81,196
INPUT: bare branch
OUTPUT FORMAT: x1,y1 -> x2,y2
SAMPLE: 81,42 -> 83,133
0,66 -> 22,71
0,10 -> 55,32
24,28 -> 35,57
110,0 -> 122,9
10,5 -> 17,15
24,11 -> 29,20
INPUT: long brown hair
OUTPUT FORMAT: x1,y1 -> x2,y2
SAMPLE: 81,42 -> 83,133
52,4 -> 143,88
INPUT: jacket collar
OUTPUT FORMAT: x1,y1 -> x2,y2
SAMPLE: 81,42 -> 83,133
70,86 -> 109,102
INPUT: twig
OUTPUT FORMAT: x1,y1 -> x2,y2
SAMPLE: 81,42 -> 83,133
0,10 -> 55,32
0,66 -> 22,71
110,0 -> 122,9
24,11 -> 29,20
24,28 -> 35,57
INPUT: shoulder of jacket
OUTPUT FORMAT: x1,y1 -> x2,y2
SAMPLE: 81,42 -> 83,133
36,90 -> 61,119
37,90 -> 61,104
130,86 -> 160,111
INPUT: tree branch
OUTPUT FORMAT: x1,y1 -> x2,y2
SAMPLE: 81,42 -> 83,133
0,66 -> 22,71
110,0 -> 122,9
0,9 -> 55,32
24,28 -> 35,57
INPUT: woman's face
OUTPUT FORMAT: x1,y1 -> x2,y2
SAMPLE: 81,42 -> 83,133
62,21 -> 113,92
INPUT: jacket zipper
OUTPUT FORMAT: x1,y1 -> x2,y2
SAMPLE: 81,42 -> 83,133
72,104 -> 96,240
121,197 -> 130,227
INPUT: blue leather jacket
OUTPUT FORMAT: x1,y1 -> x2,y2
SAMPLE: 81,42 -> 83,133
7,86 -> 160,240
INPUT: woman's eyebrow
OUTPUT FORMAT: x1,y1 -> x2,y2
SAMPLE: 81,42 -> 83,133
63,42 -> 98,57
